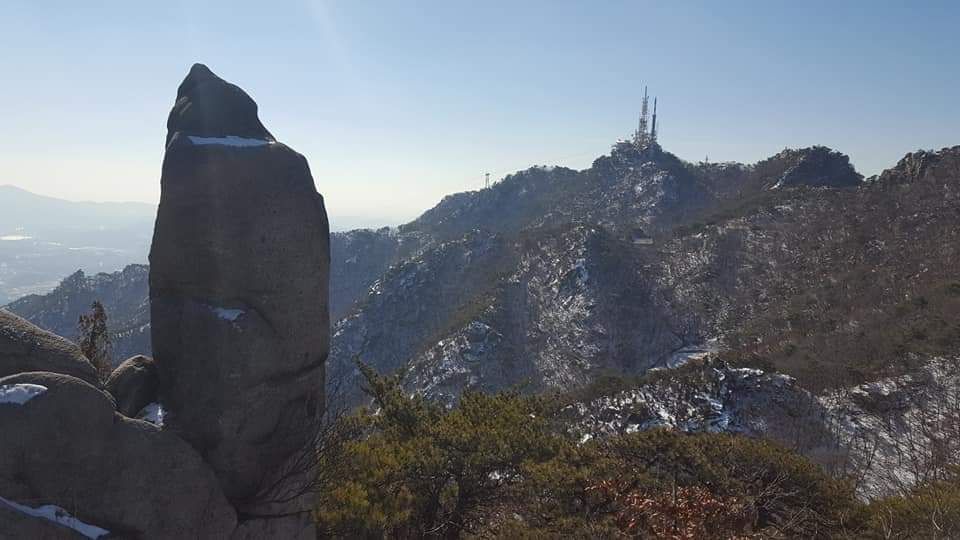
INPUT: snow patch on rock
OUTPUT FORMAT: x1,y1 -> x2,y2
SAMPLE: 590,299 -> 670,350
0,495 -> 110,539
137,402 -> 164,426
209,306 -> 245,322
187,135 -> 271,147
664,340 -> 719,369
0,384 -> 47,405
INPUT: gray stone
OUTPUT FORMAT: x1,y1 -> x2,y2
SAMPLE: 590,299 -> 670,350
105,354 -> 158,417
232,514 -> 316,540
151,64 -> 329,507
0,371 -> 236,538
0,309 -> 98,386
770,146 -> 862,188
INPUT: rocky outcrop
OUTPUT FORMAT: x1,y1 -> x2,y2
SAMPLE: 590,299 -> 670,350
563,361 -> 833,449
105,354 -> 157,417
150,64 -> 329,509
759,146 -> 862,189
0,309 -> 98,385
0,371 -> 236,537
876,145 -> 960,186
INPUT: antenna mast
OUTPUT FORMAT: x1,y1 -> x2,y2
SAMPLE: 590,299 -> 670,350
635,86 -> 649,147
650,97 -> 658,145
627,85 -> 661,151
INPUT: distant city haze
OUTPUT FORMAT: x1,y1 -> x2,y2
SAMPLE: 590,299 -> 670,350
0,185 -> 377,304
1,1 -> 958,224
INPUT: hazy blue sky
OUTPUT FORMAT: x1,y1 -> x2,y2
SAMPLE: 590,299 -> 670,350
1,1 -> 957,224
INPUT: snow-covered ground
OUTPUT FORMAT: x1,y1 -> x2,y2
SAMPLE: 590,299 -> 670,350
564,356 -> 960,500
564,363 -> 806,440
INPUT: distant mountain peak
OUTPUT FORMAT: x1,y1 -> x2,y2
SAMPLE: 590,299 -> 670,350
876,145 -> 960,185
764,146 -> 862,189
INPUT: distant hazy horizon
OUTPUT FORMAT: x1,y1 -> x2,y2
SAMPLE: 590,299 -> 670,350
0,184 -> 398,232
2,1 -> 958,223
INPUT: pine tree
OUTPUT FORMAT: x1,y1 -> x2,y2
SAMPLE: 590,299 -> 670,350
78,300 -> 113,382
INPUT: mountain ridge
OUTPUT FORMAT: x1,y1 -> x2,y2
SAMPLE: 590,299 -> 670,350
6,144 -> 958,406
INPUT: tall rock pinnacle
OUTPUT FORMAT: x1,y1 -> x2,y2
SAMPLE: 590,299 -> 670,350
150,64 -> 330,511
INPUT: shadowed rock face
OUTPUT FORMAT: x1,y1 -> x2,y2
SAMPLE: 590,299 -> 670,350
761,146 -> 863,188
0,371 -> 237,538
0,309 -> 98,386
876,145 -> 960,185
151,64 -> 330,505
165,63 -> 274,148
